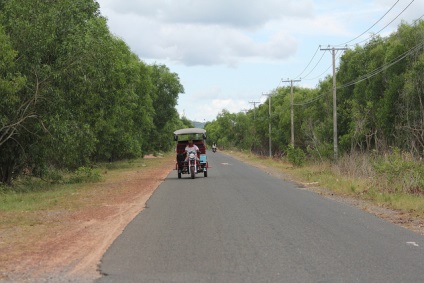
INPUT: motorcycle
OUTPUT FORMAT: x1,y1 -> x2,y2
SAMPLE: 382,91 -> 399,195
174,127 -> 209,179
187,151 -> 198,179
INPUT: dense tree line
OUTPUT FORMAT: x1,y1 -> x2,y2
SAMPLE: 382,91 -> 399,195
0,0 -> 188,185
206,19 -> 424,160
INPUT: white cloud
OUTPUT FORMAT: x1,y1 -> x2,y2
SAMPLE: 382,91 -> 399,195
180,98 -> 250,122
97,0 -> 312,66
100,0 -> 315,27
97,0 -> 424,121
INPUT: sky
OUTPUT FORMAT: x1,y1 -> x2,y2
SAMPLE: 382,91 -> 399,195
95,0 -> 423,122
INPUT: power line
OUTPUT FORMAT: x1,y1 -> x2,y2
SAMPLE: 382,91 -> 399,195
299,50 -> 328,80
299,1 -> 412,85
293,92 -> 328,106
294,45 -> 321,79
336,0 -> 401,47
294,1 -> 418,88
302,47 -> 346,81
337,39 -> 424,89
352,0 -> 415,46
302,64 -> 332,81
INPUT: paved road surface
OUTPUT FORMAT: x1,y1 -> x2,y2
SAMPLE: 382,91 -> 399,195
96,151 -> 423,282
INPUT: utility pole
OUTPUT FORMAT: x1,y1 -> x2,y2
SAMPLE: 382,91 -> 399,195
263,93 -> 272,158
249,101 -> 260,120
320,46 -> 347,160
249,101 -> 260,153
269,95 -> 271,158
281,79 -> 301,146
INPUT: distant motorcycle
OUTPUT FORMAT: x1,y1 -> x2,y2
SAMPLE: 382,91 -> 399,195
212,144 -> 217,153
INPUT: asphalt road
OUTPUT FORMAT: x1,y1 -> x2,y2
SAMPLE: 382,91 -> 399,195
96,151 -> 423,283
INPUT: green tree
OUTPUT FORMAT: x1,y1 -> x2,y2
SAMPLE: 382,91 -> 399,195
149,64 -> 184,152
0,24 -> 27,184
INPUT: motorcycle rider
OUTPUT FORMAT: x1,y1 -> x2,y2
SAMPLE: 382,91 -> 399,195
184,139 -> 200,162
212,142 -> 217,152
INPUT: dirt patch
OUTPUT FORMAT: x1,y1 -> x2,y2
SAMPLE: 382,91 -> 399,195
0,156 -> 175,282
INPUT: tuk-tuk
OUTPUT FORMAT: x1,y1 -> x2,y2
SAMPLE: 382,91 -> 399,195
174,128 -> 208,179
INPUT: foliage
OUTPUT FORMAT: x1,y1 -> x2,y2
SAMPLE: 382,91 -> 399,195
67,166 -> 101,184
286,144 -> 306,167
205,110 -> 253,150
205,19 -> 424,163
179,116 -> 195,128
371,148 -> 424,194
0,0 -> 185,186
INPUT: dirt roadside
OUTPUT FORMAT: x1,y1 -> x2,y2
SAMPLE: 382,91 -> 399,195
1,152 -> 423,282
0,155 -> 175,283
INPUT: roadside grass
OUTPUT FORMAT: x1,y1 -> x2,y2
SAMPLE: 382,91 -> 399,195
0,153 -> 172,226
228,150 -> 424,218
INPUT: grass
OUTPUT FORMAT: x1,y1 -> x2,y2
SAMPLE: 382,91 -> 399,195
0,153 -> 173,225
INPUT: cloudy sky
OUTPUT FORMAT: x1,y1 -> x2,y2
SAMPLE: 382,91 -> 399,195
95,0 -> 423,122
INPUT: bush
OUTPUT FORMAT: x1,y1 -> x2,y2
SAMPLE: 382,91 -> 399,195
307,143 -> 333,162
287,144 -> 306,167
372,148 -> 424,194
67,166 -> 101,184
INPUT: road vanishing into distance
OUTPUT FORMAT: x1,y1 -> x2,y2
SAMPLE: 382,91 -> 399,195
96,151 -> 423,283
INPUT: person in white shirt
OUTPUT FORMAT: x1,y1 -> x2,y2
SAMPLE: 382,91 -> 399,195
184,140 -> 199,161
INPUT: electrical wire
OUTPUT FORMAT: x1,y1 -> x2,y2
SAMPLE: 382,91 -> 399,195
288,1 -> 406,87
293,92 -> 329,106
303,49 -> 344,81
268,2 -> 420,111
337,39 -> 424,89
336,0 -> 401,47
351,0 -> 415,46
299,50 -> 327,80
294,45 -> 321,79
294,1 -> 416,91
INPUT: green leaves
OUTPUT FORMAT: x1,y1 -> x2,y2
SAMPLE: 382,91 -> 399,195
0,0 -> 185,185
205,19 -> 424,161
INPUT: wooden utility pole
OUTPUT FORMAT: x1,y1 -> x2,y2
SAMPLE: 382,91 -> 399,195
249,101 -> 260,153
269,95 -> 271,157
282,79 -> 301,146
249,101 -> 260,120
320,46 -> 347,160
263,93 -> 272,158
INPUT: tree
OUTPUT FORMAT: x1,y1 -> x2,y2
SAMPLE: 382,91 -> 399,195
0,24 -> 27,184
148,64 -> 184,152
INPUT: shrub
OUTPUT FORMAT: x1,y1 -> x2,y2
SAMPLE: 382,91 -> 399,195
307,143 -> 333,162
372,148 -> 424,194
287,144 -> 306,167
67,166 -> 101,184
